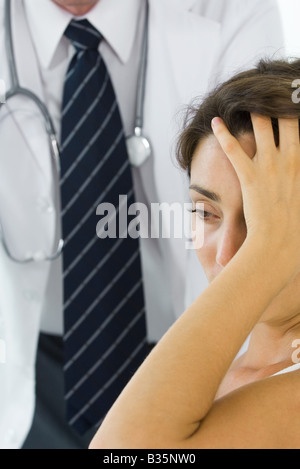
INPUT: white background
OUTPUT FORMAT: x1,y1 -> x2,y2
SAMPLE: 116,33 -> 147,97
278,0 -> 300,57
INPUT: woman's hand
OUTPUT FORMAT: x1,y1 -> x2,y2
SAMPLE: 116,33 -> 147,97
212,115 -> 300,284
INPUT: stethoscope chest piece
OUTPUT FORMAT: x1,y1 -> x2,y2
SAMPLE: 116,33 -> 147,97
126,127 -> 151,168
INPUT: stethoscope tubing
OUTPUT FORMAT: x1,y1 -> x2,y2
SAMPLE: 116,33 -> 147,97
1,0 -> 63,262
1,0 -> 150,263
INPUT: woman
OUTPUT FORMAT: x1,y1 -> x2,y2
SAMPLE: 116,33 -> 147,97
90,59 -> 300,449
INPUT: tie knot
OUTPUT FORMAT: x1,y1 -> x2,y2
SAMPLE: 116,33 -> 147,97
64,19 -> 102,51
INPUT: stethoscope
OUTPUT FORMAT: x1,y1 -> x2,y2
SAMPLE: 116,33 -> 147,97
0,0 -> 151,264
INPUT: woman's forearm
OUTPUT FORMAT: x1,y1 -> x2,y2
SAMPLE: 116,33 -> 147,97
91,115 -> 300,449
92,237 -> 290,448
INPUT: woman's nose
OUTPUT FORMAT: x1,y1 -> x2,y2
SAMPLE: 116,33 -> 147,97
216,223 -> 245,269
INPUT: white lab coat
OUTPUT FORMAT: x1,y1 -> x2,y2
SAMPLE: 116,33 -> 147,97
0,0 -> 284,449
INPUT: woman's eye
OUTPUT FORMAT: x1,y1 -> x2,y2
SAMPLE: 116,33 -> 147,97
189,208 -> 218,223
192,209 -> 212,220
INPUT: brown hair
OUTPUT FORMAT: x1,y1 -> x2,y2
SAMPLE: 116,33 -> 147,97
176,58 -> 300,175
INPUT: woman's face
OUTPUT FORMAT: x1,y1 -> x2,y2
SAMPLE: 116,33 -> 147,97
190,132 -> 300,324
189,132 -> 256,282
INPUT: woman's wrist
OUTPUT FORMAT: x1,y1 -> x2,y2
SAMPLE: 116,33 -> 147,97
235,233 -> 295,298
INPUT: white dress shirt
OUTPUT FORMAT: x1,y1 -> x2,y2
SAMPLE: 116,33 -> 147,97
24,0 -> 147,335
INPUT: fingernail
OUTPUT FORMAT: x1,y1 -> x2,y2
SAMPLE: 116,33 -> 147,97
211,117 -> 223,128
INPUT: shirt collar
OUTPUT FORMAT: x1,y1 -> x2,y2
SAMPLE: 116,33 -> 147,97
24,0 -> 143,69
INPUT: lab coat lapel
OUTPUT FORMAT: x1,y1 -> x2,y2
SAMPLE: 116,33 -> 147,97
10,0 -> 54,187
145,0 -> 221,204
142,0 -> 221,319
150,0 -> 221,104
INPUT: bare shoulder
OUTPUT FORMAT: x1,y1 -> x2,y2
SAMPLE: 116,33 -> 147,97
183,370 -> 300,449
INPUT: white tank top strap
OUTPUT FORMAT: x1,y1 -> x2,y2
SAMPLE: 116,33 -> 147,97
273,362 -> 300,376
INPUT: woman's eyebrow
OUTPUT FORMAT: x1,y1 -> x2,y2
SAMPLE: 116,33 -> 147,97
189,184 -> 221,202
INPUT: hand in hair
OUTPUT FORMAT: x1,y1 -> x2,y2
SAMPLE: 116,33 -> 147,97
212,114 -> 300,286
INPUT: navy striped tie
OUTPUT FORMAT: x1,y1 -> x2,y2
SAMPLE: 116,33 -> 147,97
60,19 -> 149,435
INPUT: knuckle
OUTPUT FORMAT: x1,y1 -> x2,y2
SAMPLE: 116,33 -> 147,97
252,114 -> 271,130
258,119 -> 271,131
285,141 -> 299,153
222,137 -> 237,155
285,147 -> 300,171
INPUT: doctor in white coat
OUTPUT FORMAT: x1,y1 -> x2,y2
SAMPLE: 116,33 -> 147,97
0,0 -> 284,449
